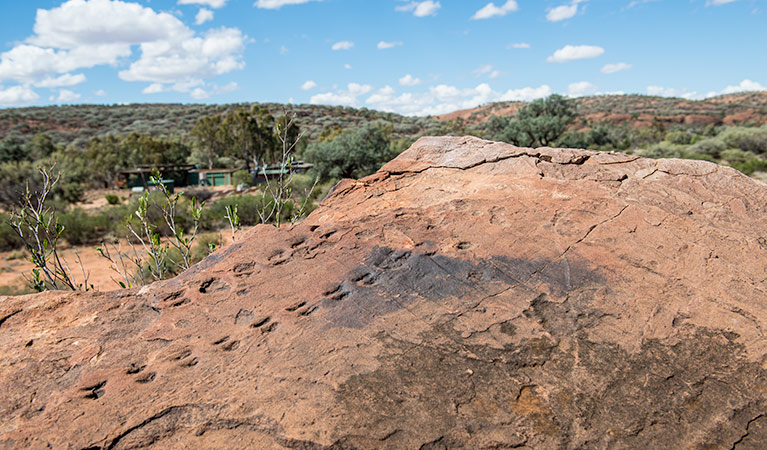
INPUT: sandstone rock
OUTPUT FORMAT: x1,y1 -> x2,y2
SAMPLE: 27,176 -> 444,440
2,136 -> 767,449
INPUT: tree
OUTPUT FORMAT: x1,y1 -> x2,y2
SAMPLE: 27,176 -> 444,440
304,122 -> 392,181
191,115 -> 228,169
223,108 -> 257,172
489,94 -> 575,148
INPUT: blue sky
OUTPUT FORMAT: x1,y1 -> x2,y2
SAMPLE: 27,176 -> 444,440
0,0 -> 764,115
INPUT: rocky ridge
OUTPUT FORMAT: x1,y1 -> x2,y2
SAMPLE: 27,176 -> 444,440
1,136 -> 767,448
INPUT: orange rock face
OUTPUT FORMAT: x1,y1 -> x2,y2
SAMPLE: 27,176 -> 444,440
2,136 -> 767,449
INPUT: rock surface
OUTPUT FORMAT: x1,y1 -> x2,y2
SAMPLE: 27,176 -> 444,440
2,136 -> 767,449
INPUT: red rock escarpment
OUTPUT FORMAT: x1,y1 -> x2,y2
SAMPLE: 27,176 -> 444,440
2,136 -> 767,449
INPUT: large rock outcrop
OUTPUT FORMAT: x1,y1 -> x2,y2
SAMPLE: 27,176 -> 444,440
2,136 -> 767,449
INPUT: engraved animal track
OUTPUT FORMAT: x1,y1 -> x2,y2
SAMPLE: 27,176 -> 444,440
82,380 -> 107,400
297,305 -> 318,316
212,336 -> 230,345
234,309 -> 254,325
222,340 -> 240,351
232,262 -> 255,274
168,348 -> 193,361
135,372 -> 156,384
251,316 -> 270,328
126,363 -> 145,375
199,278 -> 230,294
267,249 -> 291,266
324,283 -> 350,301
351,270 -> 379,286
290,236 -> 307,249
159,290 -> 189,308
285,301 -> 307,312
319,229 -> 337,239
456,241 -> 474,250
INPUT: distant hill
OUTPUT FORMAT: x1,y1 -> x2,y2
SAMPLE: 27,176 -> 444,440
438,92 -> 767,128
0,103 -> 443,147
2,92 -> 766,149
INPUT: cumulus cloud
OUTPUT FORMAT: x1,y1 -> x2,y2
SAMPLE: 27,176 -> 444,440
255,0 -> 321,8
507,42 -> 530,49
34,73 -> 87,88
567,81 -> 598,97
546,0 -> 586,22
399,74 -> 421,86
473,65 -> 501,79
472,1 -> 518,19
310,82 -> 373,107
301,80 -> 317,90
0,0 -> 246,100
395,1 -> 441,17
601,62 -> 632,74
645,79 -> 764,100
51,89 -> 81,103
179,0 -> 228,7
646,85 -> 715,100
0,85 -> 40,106
195,8 -> 214,24
377,41 -> 403,49
142,83 -> 165,94
360,82 -> 552,116
118,27 -> 246,89
721,79 -> 765,94
547,45 -> 604,62
331,41 -> 354,51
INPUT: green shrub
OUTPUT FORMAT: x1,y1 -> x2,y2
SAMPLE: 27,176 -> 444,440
717,127 -> 767,155
105,194 -> 121,205
232,170 -> 252,187
59,208 -> 112,246
0,214 -> 24,251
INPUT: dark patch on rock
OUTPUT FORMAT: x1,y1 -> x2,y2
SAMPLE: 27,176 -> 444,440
336,293 -> 767,448
322,246 -> 602,329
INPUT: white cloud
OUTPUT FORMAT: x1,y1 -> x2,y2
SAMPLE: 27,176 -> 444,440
344,64 -> 352,70
508,42 -> 530,49
142,83 -> 165,94
34,73 -> 87,88
118,27 -> 246,86
377,41 -> 403,49
395,1 -> 441,17
195,8 -> 214,24
472,64 -> 502,79
51,89 -> 81,103
547,45 -> 604,62
707,0 -> 737,5
399,74 -> 421,86
601,62 -> 632,74
94,89 -> 107,96
0,85 -> 40,106
645,80 -> 764,100
721,79 -> 765,94
310,82 -> 372,107
363,82 -> 552,116
472,1 -> 519,19
546,0 -> 586,22
567,81 -> 598,97
0,0 -> 246,100
187,81 -> 238,99
646,85 -> 711,100
498,85 -> 553,101
331,41 -> 354,51
301,80 -> 317,90
179,0 -> 228,7
255,0 -> 321,9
